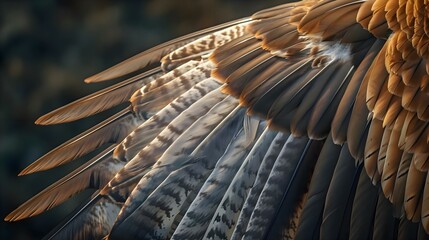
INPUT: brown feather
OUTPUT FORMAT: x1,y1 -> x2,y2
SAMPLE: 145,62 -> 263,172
414,153 -> 429,172
366,44 -> 389,111
392,152 -> 413,216
365,118 -> 384,184
6,147 -> 122,221
20,109 -> 137,175
332,39 -> 383,144
382,96 -> 402,128
225,52 -> 275,97
300,62 -> 354,139
84,18 -> 251,82
381,110 -> 405,200
377,127 -> 392,177
421,173 -> 429,232
404,162 -> 426,222
36,68 -> 161,125
209,34 -> 254,64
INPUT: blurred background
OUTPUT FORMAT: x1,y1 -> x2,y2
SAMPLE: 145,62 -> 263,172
0,0 -> 289,238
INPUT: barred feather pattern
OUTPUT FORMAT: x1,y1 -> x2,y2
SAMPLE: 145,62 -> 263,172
8,0 -> 429,239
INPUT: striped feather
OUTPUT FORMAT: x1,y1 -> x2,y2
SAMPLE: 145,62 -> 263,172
131,60 -> 216,113
162,22 -> 250,71
20,109 -> 140,175
44,194 -> 121,240
242,135 -> 311,239
171,120 -> 264,239
109,107 -> 248,239
106,90 -> 228,193
115,78 -> 221,162
141,60 -> 200,94
231,132 -> 289,240
392,152 -> 413,217
265,139 -> 323,240
404,162 -> 426,222
153,96 -> 239,167
5,146 -> 121,221
85,18 -> 251,83
203,128 -> 276,239
364,118 -> 384,184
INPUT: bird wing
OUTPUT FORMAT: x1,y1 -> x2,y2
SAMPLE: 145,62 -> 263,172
6,0 -> 429,239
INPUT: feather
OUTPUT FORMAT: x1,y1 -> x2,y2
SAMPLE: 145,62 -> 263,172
381,110 -> 405,200
366,44 -> 388,111
161,22 -> 250,71
131,61 -> 215,113
154,97 -> 239,167
414,153 -> 429,171
306,63 -> 355,139
268,60 -> 335,131
332,39 -> 384,144
6,146 -> 121,221
349,169 -> 379,240
204,128 -> 277,239
212,42 -> 263,82
231,132 -> 289,240
245,57 -> 313,112
377,127 -> 392,177
421,173 -> 429,232
110,106 -> 247,238
373,190 -> 398,239
20,109 -> 139,175
392,152 -> 413,217
36,68 -> 162,125
44,194 -> 121,240
242,136 -> 311,239
265,139 -> 323,240
209,34 -> 255,64
364,118 -> 384,184
106,91 -> 230,193
84,18 -> 251,82
296,134 -> 342,239
223,52 -> 275,97
347,59 -> 371,161
320,144 -> 362,240
291,61 -> 347,137
404,162 -> 426,222
418,222 -> 429,239
114,78 -> 221,162
171,121 -> 264,239
110,156 -> 213,240
141,61 -> 200,93
238,59 -> 289,105
398,217 -> 419,240
372,191 -> 399,239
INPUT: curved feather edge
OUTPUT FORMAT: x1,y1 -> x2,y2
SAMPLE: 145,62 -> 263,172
35,67 -> 161,125
85,18 -> 252,83
320,144 -> 362,239
43,194 -> 121,240
6,146 -> 121,221
20,109 -> 138,175
295,134 -> 342,239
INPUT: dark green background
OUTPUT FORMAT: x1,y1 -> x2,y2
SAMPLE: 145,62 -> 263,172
0,0 -> 290,238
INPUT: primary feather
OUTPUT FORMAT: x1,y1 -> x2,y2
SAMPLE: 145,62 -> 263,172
7,0 -> 429,239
